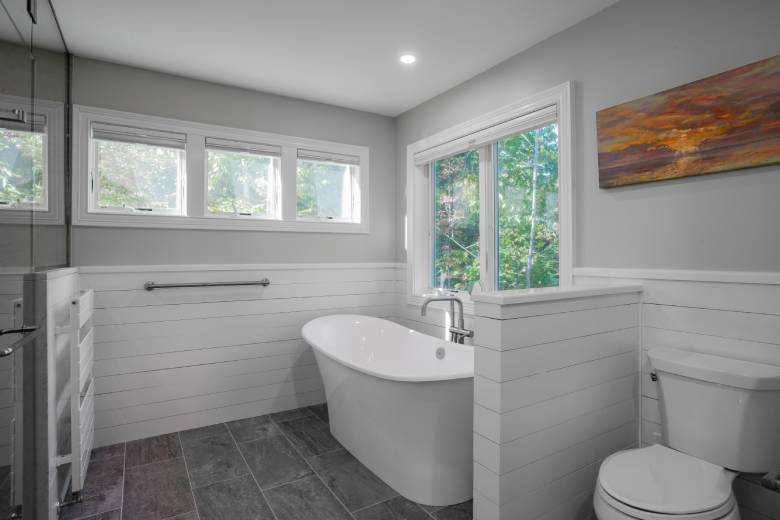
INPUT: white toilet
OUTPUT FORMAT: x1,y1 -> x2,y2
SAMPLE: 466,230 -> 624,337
594,347 -> 780,520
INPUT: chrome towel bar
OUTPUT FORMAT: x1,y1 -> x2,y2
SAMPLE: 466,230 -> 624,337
144,279 -> 270,291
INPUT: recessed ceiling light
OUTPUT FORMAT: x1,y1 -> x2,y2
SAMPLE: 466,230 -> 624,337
400,54 -> 416,65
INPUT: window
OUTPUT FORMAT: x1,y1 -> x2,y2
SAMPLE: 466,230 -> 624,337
496,122 -> 559,290
297,150 -> 360,222
206,138 -> 280,219
73,105 -> 369,232
406,82 -> 572,300
0,96 -> 64,225
432,149 -> 480,291
92,124 -> 186,214
0,123 -> 46,209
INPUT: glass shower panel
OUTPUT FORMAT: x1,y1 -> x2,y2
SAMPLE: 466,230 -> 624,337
0,0 -> 68,517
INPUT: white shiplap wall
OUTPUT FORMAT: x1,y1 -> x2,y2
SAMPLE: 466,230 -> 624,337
574,268 -> 780,520
470,287 -> 642,520
79,263 -> 400,447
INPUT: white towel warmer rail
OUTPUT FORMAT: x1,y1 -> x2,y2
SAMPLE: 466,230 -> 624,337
54,289 -> 95,496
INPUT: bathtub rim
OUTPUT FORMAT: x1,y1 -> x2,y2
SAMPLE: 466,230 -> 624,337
302,314 -> 474,383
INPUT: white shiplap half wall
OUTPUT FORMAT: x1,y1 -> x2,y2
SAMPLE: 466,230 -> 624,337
470,287 -> 642,520
574,267 -> 780,520
80,263 -> 401,447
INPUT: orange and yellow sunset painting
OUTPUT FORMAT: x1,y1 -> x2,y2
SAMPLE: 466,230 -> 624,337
597,53 -> 780,188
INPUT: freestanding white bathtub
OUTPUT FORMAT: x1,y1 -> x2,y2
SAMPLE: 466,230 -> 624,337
302,314 -> 473,507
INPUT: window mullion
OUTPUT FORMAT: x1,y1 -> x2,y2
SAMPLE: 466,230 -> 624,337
478,144 -> 497,292
280,145 -> 297,221
187,133 -> 206,217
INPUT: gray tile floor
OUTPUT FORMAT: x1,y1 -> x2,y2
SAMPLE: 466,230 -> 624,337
60,404 -> 473,520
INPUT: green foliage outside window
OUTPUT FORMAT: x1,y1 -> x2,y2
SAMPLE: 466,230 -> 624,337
0,128 -> 45,205
432,149 -> 480,291
431,123 -> 559,292
497,123 -> 559,289
297,159 -> 353,220
207,149 -> 275,216
95,139 -> 183,211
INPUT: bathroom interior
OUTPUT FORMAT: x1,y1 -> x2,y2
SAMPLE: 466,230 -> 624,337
1,0 -> 779,519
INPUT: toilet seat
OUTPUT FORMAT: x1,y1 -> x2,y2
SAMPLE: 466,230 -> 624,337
596,445 -> 737,519
596,482 -> 737,520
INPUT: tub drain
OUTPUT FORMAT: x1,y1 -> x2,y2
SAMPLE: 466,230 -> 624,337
435,347 -> 446,360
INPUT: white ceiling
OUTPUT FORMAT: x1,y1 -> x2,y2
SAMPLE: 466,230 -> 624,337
0,0 -> 66,51
50,0 -> 619,116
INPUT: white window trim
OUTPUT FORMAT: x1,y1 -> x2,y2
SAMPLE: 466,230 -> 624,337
0,94 -> 64,225
405,82 -> 574,307
72,105 -> 370,233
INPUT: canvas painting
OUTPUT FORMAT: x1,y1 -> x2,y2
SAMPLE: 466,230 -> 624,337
597,53 -> 780,188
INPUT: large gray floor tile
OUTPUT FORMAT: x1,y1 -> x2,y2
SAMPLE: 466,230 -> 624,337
264,474 -> 352,520
182,431 -> 249,487
309,448 -> 397,511
193,474 -> 274,520
81,510 -> 122,520
123,458 -> 195,520
354,496 -> 432,520
238,434 -> 312,489
308,403 -> 329,423
90,443 -> 125,462
162,512 -> 199,520
126,433 -> 181,467
179,424 -> 229,446
270,408 -> 315,423
226,415 -> 281,443
61,453 -> 125,520
276,415 -> 341,457
432,500 -> 473,520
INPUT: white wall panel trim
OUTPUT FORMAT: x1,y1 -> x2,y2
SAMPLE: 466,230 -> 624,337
574,266 -> 780,285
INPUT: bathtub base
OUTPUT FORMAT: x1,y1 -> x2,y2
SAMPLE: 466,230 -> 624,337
313,352 -> 473,507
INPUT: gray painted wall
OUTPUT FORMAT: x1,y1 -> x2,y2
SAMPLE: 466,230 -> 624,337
395,0 -> 780,271
71,57 -> 397,265
0,40 -> 68,268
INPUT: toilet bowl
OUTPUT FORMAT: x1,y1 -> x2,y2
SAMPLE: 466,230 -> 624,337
594,445 -> 739,520
594,347 -> 780,520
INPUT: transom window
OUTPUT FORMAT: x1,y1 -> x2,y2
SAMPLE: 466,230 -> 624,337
73,105 -> 369,233
92,124 -> 186,215
407,83 -> 572,299
205,138 -> 280,219
297,150 -> 361,223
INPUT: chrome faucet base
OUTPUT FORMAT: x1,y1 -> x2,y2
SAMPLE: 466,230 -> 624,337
420,294 -> 474,344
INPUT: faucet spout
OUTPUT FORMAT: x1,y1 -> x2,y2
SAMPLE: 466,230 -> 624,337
419,294 -> 473,344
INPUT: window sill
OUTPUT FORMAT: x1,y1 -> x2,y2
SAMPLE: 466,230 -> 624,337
0,209 -> 63,225
73,211 -> 369,233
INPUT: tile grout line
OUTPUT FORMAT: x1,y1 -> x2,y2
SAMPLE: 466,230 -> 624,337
270,411 -> 359,520
303,408 -> 437,520
177,431 -> 200,520
224,420 -> 281,520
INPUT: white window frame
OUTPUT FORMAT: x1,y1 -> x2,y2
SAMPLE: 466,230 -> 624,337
0,94 -> 64,225
405,82 -> 573,306
72,105 -> 370,233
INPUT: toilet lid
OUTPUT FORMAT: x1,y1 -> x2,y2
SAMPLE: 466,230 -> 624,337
599,445 -> 733,515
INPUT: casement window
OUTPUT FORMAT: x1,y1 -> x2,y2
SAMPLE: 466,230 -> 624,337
406,82 -> 573,302
91,123 -> 187,215
296,150 -> 361,223
0,95 -> 64,224
73,105 -> 369,232
205,138 -> 281,219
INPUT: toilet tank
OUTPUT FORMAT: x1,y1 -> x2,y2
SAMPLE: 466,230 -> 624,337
648,347 -> 780,473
